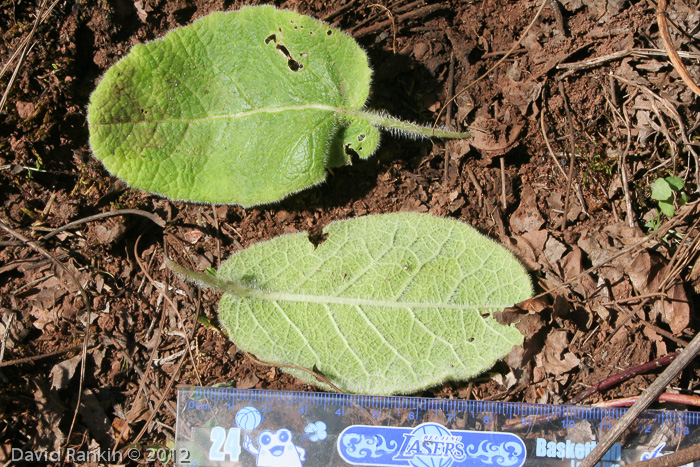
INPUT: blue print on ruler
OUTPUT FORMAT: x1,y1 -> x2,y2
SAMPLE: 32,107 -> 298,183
337,422 -> 527,467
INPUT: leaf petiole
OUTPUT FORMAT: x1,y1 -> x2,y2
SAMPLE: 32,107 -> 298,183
346,109 -> 471,139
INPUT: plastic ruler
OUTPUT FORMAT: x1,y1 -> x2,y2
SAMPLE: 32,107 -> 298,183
174,386 -> 700,467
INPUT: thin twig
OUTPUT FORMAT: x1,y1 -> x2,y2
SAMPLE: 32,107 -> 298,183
500,157 -> 507,210
39,209 -> 165,242
557,48 -> 700,71
567,351 -> 679,405
619,103 -> 636,227
0,219 -> 92,452
353,4 -> 442,37
112,236 -> 167,450
443,53 -> 456,185
0,344 -> 85,368
433,0 -> 548,129
128,349 -> 187,449
600,291 -> 668,305
535,200 -> 699,299
540,87 -> 589,216
625,442 -> 700,467
0,312 -> 15,379
0,0 -> 61,114
136,240 -> 204,389
368,4 -> 397,53
322,0 -> 360,22
246,353 -> 344,393
579,331 -> 700,467
557,79 -> 577,230
612,73 -> 700,190
657,0 -> 700,97
593,392 -> 700,408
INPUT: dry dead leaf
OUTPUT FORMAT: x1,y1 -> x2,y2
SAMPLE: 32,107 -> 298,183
655,281 -> 690,335
505,235 -> 541,271
469,116 -> 523,160
95,221 -> 127,244
507,312 -> 547,368
490,370 -> 517,389
627,250 -> 665,295
690,255 -> 700,294
544,236 -> 567,266
510,186 -> 544,234
642,325 -> 667,357
79,389 -> 115,446
538,329 -> 581,375
237,373 -> 260,389
0,311 -> 29,350
32,379 -> 66,451
50,354 -> 82,390
184,230 -> 204,244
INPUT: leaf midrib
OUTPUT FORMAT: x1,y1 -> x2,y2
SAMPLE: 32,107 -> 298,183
95,103 -> 345,126
244,288 -> 501,312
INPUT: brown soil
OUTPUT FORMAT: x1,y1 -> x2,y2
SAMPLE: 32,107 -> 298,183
1,0 -> 699,464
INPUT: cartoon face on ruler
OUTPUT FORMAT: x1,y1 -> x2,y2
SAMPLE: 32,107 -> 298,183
235,405 -> 328,466
243,428 -> 306,467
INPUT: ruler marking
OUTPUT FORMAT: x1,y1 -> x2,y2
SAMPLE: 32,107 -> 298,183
175,387 -> 700,467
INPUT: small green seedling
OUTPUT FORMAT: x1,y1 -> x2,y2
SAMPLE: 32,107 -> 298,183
167,212 -> 532,395
651,176 -> 687,218
88,6 -> 469,207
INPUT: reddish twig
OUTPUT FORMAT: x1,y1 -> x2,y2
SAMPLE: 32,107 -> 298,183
593,392 -> 700,408
580,330 -> 700,467
568,351 -> 679,405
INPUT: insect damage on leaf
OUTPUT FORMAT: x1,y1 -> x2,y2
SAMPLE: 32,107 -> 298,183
167,213 -> 532,395
87,6 -> 469,207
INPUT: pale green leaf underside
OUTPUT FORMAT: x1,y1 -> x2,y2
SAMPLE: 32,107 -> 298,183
88,6 -> 378,206
212,213 -> 532,395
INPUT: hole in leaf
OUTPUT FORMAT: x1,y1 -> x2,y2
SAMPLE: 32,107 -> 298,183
326,30 -> 333,35
274,44 -> 303,72
276,44 -> 291,58
357,134 -> 365,142
264,34 -> 276,44
467,337 -> 475,342
287,59 -> 303,72
344,143 -> 359,158
307,227 -> 327,247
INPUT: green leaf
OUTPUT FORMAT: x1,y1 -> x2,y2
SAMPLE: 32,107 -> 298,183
87,6 -> 468,207
651,178 -> 673,202
664,176 -> 684,192
658,200 -> 676,218
169,213 -> 532,395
